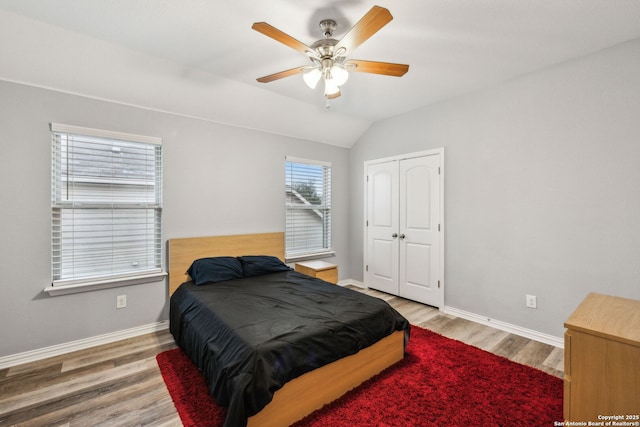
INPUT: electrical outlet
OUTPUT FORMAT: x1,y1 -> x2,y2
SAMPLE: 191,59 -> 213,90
526,294 -> 537,309
116,294 -> 127,309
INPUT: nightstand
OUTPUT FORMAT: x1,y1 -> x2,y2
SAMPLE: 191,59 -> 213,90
295,260 -> 338,284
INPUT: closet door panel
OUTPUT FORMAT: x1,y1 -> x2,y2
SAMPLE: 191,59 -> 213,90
399,155 -> 441,306
365,161 -> 399,295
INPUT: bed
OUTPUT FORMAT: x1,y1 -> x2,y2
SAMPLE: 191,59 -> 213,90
168,232 -> 409,427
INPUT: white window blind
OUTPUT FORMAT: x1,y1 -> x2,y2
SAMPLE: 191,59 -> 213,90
285,157 -> 331,259
51,123 -> 163,286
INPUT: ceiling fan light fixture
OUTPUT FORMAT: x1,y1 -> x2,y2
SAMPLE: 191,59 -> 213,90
324,78 -> 340,96
329,65 -> 349,86
303,68 -> 322,89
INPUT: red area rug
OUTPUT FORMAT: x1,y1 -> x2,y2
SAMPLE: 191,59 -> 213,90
157,326 -> 563,426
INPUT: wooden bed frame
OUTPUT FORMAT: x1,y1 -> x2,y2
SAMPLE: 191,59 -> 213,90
168,232 -> 405,427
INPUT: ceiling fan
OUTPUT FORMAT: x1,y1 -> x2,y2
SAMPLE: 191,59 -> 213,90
252,5 -> 409,100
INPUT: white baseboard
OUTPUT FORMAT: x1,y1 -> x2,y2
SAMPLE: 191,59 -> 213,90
337,279 -> 366,288
442,306 -> 564,348
340,279 -> 564,348
0,321 -> 169,370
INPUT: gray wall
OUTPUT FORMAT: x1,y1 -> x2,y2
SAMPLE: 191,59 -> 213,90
0,81 -> 350,357
349,39 -> 640,338
3,37 -> 639,357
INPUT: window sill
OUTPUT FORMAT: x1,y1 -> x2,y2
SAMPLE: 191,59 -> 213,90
285,251 -> 335,264
44,272 -> 167,296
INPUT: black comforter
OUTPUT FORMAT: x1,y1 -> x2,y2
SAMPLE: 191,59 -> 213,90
170,270 -> 409,427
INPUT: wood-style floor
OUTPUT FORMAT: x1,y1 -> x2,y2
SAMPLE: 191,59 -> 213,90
0,287 -> 563,427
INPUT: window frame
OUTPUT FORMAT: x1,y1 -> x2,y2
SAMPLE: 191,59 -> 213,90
48,123 -> 165,295
285,156 -> 333,262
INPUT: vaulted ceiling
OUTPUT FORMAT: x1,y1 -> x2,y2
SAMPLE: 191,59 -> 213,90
2,0 -> 640,147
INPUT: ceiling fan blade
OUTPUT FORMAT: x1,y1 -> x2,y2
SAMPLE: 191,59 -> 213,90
256,66 -> 309,83
345,60 -> 409,77
334,6 -> 393,55
252,22 -> 315,57
327,89 -> 341,100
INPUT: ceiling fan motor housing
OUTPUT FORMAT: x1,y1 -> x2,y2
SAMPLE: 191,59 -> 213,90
311,38 -> 338,59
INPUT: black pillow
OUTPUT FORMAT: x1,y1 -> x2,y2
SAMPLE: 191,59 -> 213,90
238,255 -> 292,277
187,256 -> 243,286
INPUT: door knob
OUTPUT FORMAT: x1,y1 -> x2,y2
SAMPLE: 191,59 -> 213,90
399,234 -> 406,239
392,233 -> 398,238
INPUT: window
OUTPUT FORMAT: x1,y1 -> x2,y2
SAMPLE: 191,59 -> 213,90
285,157 -> 331,260
51,123 -> 163,289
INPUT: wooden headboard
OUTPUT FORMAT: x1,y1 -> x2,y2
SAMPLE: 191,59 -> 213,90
167,232 -> 285,295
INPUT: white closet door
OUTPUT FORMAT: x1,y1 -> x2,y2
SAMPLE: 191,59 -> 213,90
365,161 -> 399,295
365,150 -> 443,308
398,155 -> 441,306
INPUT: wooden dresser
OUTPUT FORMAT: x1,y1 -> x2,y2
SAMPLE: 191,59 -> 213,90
563,292 -> 640,422
294,260 -> 338,284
